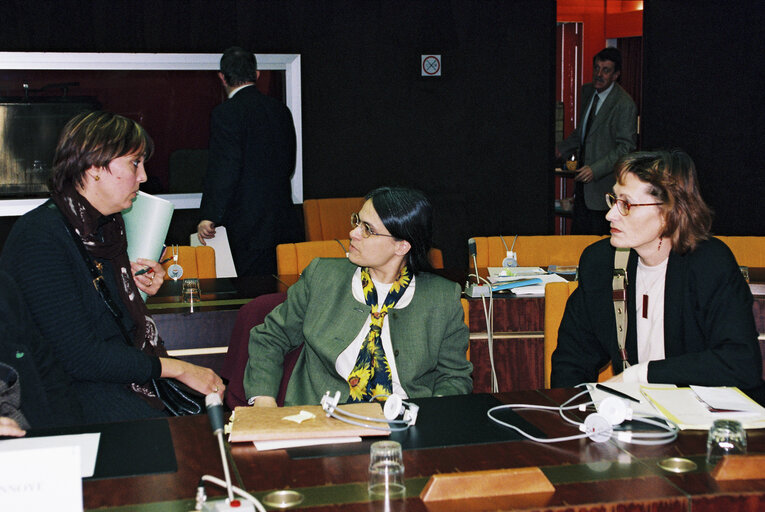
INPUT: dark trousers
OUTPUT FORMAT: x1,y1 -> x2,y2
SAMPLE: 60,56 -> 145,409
571,181 -> 610,235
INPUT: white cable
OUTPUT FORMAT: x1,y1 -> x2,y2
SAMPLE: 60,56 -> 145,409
470,272 -> 499,392
487,385 -> 679,445
200,475 -> 267,512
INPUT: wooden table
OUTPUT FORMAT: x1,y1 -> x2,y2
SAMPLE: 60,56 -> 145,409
82,389 -> 765,511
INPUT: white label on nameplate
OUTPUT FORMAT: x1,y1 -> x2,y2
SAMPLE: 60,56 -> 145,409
0,445 -> 83,512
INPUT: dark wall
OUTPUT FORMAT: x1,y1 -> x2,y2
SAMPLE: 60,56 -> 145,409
642,0 -> 765,235
0,0 -> 557,267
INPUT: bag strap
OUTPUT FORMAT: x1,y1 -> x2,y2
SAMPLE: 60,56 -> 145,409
50,203 -> 133,347
613,248 -> 630,371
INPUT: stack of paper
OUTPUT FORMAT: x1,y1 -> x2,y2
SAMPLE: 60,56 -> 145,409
640,386 -> 765,430
228,403 -> 390,451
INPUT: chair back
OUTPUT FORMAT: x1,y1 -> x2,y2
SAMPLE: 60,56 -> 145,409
277,240 -> 444,275
473,235 -> 606,268
715,236 -> 765,268
460,298 -> 470,361
303,197 -> 365,241
161,245 -> 216,279
220,292 -> 288,409
543,281 -> 612,388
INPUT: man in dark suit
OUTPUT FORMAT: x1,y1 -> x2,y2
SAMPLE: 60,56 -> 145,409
197,46 -> 301,276
557,47 -> 637,235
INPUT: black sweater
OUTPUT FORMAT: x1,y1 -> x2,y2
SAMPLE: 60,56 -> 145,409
0,201 -> 164,424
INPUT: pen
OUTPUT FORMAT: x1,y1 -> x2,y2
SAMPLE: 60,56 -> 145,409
596,383 -> 640,403
134,257 -> 173,276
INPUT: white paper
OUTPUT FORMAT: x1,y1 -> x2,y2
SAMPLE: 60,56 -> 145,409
587,382 -> 674,418
0,433 -> 100,477
122,191 -> 175,300
253,436 -> 361,452
690,385 -> 765,413
190,226 -> 237,278
640,387 -> 765,430
0,445 -> 83,512
488,267 -> 546,281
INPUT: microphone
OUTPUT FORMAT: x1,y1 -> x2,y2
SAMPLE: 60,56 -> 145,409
204,393 -> 236,509
466,238 -> 489,298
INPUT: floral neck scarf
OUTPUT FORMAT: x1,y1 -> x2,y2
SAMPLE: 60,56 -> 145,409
347,266 -> 411,402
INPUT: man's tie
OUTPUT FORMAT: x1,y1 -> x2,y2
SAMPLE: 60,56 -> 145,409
579,93 -> 599,165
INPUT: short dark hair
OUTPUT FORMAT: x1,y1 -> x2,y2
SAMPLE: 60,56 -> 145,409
366,187 -> 433,275
50,111 -> 153,193
614,150 -> 713,254
220,46 -> 258,86
594,47 -> 622,74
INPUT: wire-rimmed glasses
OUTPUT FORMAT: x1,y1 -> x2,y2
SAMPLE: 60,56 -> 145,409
605,193 -> 663,216
351,212 -> 395,238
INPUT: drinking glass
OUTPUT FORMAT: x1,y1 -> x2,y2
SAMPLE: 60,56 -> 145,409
181,278 -> 201,311
706,419 -> 747,465
368,440 -> 405,498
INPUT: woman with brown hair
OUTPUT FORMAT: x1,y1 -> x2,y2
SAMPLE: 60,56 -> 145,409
0,111 -> 225,424
552,150 -> 763,401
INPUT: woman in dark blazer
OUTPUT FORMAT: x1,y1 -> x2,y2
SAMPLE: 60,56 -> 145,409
552,150 -> 764,402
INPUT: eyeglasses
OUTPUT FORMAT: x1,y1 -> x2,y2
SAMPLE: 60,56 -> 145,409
605,193 -> 663,216
350,212 -> 395,238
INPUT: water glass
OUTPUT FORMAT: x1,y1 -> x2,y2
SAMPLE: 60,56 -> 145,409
368,440 -> 405,498
706,419 -> 747,465
181,278 -> 201,311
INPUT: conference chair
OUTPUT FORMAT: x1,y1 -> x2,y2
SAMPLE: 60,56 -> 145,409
543,281 -> 613,388
303,197 -> 366,241
277,240 -> 444,276
160,245 -> 216,280
220,292 -> 288,409
716,236 -> 765,268
461,298 -> 470,361
472,235 -> 606,268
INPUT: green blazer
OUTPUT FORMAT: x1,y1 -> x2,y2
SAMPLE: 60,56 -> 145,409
244,258 -> 472,406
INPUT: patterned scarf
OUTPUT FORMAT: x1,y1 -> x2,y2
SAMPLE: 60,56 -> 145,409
51,183 -> 166,403
347,266 -> 411,402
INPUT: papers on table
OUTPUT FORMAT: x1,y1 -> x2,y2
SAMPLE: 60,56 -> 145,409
588,382 -> 675,418
640,386 -> 765,430
227,403 -> 389,450
588,383 -> 765,430
486,267 -> 568,295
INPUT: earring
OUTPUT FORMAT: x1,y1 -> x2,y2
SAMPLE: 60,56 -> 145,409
94,175 -> 100,181
658,237 -> 662,251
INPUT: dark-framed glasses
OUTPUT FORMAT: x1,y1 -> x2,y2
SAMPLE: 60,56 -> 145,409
605,193 -> 663,216
350,212 -> 395,238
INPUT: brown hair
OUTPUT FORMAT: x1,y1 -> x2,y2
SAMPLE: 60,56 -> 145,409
50,111 -> 154,193
614,150 -> 712,254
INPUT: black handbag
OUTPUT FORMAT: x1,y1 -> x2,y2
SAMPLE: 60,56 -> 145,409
55,204 -> 203,416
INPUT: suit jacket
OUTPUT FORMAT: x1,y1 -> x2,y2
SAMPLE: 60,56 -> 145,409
199,85 -> 302,276
244,258 -> 473,406
551,238 -> 764,399
558,83 -> 637,210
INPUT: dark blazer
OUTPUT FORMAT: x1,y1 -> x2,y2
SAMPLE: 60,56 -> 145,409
558,83 -> 637,210
244,258 -> 473,405
199,85 -> 302,276
551,238 -> 764,399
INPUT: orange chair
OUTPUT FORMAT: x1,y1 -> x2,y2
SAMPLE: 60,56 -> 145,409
716,236 -> 765,268
473,235 -> 606,269
461,298 -> 470,361
544,281 -> 612,388
277,240 -> 444,275
160,245 -> 216,280
303,197 -> 365,241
